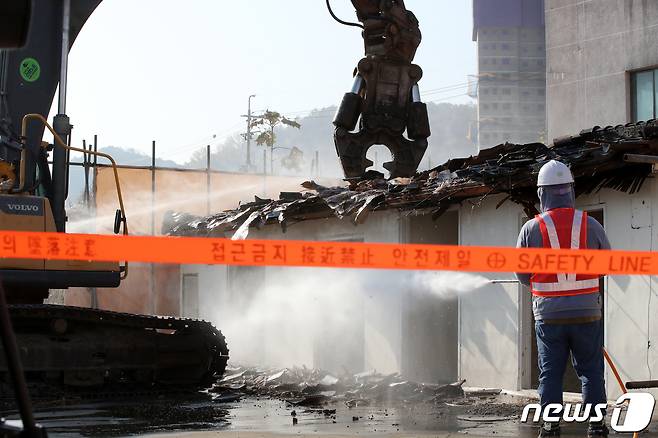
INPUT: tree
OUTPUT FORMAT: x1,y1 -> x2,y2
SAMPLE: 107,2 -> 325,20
248,110 -> 301,174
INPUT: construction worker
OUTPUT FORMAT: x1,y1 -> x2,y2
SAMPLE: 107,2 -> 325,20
515,160 -> 610,438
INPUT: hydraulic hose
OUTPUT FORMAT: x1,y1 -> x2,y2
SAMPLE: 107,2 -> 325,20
325,0 -> 363,28
21,113 -> 129,278
603,347 -> 638,438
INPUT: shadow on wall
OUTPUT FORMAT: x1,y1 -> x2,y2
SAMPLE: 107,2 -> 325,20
461,281 -> 519,376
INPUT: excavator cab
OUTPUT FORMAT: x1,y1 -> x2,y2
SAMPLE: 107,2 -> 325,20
0,117 -> 127,304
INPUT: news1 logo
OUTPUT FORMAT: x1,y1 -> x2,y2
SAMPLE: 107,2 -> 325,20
521,392 -> 656,433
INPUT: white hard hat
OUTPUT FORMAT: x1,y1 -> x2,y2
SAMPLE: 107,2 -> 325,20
537,160 -> 574,186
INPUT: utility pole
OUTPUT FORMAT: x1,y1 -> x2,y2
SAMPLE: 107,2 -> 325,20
150,140 -> 156,315
206,144 -> 211,215
241,94 -> 256,172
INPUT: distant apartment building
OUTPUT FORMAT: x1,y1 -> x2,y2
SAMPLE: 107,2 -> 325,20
472,0 -> 546,147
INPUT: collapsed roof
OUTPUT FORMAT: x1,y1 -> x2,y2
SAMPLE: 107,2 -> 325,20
164,121 -> 658,240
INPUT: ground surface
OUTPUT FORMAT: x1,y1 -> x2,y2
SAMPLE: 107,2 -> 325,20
3,393 -> 657,437
2,366 -> 658,437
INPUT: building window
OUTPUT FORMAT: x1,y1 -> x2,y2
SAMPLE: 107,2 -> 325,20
503,103 -> 511,109
502,88 -> 511,95
502,43 -> 510,51
502,58 -> 511,65
482,103 -> 489,110
631,69 -> 658,121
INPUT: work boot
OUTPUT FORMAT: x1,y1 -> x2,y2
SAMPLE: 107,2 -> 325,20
587,421 -> 609,437
538,421 -> 560,437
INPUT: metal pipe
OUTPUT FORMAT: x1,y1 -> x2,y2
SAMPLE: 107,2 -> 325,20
350,75 -> 364,94
58,0 -> 70,114
0,283 -> 39,434
623,153 -> 658,164
490,279 -> 520,284
411,84 -> 421,103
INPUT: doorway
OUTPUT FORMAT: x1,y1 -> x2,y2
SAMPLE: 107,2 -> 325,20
401,210 -> 459,383
522,208 -> 605,392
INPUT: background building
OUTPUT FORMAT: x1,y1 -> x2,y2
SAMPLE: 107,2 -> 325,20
546,0 -> 658,139
473,0 -> 546,147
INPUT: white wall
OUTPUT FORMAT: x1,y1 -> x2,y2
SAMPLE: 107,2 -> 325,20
578,181 -> 658,400
458,195 -> 523,390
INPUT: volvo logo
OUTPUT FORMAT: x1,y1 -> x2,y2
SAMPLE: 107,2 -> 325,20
6,204 -> 38,212
0,197 -> 42,216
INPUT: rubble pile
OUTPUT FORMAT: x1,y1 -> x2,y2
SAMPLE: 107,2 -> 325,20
164,120 -> 658,238
210,365 -> 466,407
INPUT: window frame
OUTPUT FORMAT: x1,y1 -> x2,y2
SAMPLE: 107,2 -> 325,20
631,68 -> 658,121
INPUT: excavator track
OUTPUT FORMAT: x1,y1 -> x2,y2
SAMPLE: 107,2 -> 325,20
0,305 -> 228,395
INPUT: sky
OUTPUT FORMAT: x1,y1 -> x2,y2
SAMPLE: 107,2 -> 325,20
54,0 -> 477,163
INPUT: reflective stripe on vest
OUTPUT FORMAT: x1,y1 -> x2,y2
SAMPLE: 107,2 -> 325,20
530,209 -> 600,297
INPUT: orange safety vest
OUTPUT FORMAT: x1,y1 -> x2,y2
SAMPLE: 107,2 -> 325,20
530,208 -> 600,297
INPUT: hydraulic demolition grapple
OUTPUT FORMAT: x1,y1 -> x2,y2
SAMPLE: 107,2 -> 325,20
330,0 -> 431,179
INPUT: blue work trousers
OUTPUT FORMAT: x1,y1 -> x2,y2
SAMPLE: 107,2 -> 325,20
535,319 -> 606,409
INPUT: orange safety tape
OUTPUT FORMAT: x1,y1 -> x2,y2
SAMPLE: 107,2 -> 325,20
0,230 -> 656,275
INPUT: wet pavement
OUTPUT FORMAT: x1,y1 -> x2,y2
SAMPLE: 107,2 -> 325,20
2,364 -> 658,437
4,392 -> 656,437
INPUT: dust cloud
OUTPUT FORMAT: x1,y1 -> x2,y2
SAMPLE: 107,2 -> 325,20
209,267 -> 489,374
66,183 -> 260,234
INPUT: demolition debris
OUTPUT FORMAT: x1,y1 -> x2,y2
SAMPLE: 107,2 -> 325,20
164,121 -> 658,238
211,365 -> 466,406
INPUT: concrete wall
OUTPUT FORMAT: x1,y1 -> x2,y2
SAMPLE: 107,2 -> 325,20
458,195 -> 523,390
546,0 -> 658,140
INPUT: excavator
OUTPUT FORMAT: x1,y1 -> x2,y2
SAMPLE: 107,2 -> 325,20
0,0 -> 429,435
0,0 -> 229,399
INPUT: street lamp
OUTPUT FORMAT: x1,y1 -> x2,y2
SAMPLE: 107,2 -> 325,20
246,94 -> 256,171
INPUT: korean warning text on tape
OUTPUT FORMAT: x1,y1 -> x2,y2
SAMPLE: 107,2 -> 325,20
0,231 -> 656,276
